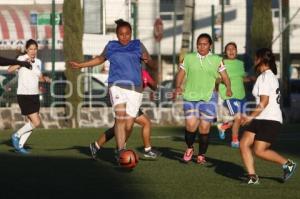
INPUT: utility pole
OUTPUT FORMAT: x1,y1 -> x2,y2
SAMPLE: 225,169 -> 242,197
179,0 -> 194,63
51,0 -> 56,81
211,2 -> 215,53
172,0 -> 177,79
221,0 -> 224,53
281,0 -> 291,107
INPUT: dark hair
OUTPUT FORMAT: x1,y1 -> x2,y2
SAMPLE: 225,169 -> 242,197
115,19 -> 132,34
196,33 -> 213,45
25,39 -> 38,49
255,48 -> 277,75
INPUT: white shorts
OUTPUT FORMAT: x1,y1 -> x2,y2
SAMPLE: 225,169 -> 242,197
109,85 -> 143,117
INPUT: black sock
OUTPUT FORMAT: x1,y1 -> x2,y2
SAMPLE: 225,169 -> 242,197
185,129 -> 196,148
199,134 -> 209,155
104,127 -> 115,142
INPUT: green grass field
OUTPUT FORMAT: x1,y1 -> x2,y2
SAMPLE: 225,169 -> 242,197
0,124 -> 299,199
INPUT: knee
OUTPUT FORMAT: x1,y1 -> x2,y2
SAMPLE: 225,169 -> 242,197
253,147 -> 264,157
199,126 -> 210,134
186,125 -> 197,132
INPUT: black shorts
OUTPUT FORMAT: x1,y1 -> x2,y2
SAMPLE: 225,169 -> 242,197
244,119 -> 281,144
17,95 -> 40,115
137,109 -> 144,117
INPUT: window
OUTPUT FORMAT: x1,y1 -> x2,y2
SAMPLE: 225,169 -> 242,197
84,0 -> 103,34
219,0 -> 231,6
160,0 -> 184,20
271,0 -> 279,18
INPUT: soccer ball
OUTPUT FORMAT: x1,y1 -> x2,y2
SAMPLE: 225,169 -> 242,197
119,149 -> 139,169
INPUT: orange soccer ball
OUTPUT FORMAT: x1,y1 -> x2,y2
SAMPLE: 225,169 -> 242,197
119,149 -> 139,169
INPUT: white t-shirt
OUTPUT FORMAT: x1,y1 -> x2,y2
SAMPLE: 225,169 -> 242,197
252,69 -> 282,123
17,54 -> 42,95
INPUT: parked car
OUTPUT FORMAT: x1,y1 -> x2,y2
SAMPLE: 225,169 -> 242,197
142,79 -> 176,107
41,72 -> 110,107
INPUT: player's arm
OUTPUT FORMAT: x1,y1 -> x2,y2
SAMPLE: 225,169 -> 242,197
241,95 -> 269,125
147,75 -> 157,91
141,43 -> 156,70
69,55 -> 105,69
7,65 -> 20,73
39,75 -> 51,83
1,56 -> 32,69
219,61 -> 232,97
175,64 -> 186,95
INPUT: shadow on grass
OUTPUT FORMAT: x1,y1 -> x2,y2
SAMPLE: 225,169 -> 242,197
204,156 -> 245,182
136,146 -> 183,163
0,153 -> 145,199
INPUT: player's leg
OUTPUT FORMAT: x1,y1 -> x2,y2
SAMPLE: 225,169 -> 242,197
231,113 -> 242,148
12,95 -> 39,154
182,101 -> 199,162
252,120 -> 297,182
89,126 -> 115,159
197,118 -> 211,164
109,86 -> 128,152
196,93 -> 218,164
135,113 -> 159,159
239,131 -> 258,184
21,112 -> 40,145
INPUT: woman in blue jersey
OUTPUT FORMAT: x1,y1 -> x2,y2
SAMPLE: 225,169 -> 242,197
70,19 -> 156,160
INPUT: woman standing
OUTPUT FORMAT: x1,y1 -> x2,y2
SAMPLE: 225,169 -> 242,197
175,33 -> 232,164
240,48 -> 297,184
9,39 -> 50,154
218,42 -> 246,148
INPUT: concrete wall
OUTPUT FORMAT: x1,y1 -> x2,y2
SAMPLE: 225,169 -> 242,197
1,103 -> 299,130
0,106 -> 186,130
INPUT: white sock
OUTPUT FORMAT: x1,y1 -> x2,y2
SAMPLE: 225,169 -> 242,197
15,122 -> 33,137
144,146 -> 152,152
19,131 -> 32,148
94,141 -> 100,149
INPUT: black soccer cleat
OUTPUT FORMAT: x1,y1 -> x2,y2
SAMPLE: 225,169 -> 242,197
283,159 -> 297,182
89,142 -> 99,160
247,174 -> 260,185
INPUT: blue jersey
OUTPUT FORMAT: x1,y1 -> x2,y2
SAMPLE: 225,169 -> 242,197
105,39 -> 142,87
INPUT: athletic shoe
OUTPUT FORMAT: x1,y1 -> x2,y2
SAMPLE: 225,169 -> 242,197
16,147 -> 30,155
89,142 -> 99,160
231,141 -> 240,148
217,123 -> 230,140
143,149 -> 161,159
183,147 -> 194,162
247,174 -> 260,184
196,154 -> 206,164
283,159 -> 297,182
11,133 -> 20,150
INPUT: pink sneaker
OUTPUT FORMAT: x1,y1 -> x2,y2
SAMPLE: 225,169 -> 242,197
196,155 -> 206,164
183,147 -> 194,162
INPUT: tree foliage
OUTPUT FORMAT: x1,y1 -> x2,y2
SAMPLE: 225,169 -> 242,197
63,0 -> 83,127
251,0 -> 273,53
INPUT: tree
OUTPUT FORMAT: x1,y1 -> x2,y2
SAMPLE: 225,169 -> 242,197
251,0 -> 273,53
63,0 -> 83,127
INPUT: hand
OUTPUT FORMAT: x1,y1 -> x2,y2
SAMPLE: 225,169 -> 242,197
19,61 -> 32,70
241,115 -> 253,126
174,87 -> 183,100
69,61 -> 82,69
141,53 -> 149,64
226,88 -> 232,97
44,76 -> 52,83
